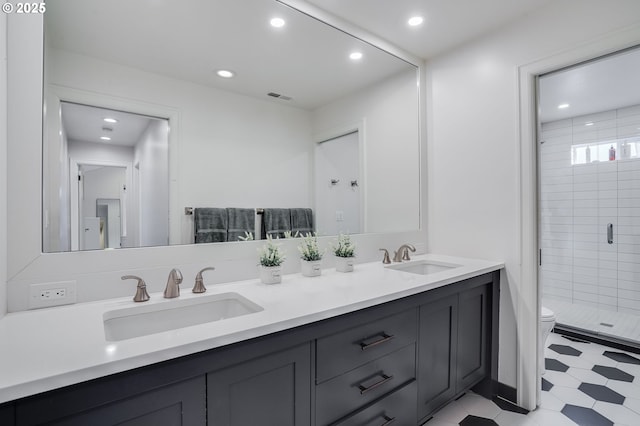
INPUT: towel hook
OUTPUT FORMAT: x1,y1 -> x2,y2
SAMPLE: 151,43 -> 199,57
330,179 -> 340,186
351,180 -> 359,187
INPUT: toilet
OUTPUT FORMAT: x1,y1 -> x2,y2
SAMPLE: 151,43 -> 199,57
539,306 -> 556,375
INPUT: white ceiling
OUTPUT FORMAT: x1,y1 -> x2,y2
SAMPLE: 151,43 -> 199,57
45,0 -> 414,111
48,0 -> 640,130
61,102 -> 158,147
304,0 -> 554,59
539,47 -> 640,123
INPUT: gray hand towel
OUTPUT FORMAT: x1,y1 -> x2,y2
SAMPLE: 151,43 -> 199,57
261,208 -> 292,239
290,208 -> 314,235
194,208 -> 228,243
227,208 -> 256,241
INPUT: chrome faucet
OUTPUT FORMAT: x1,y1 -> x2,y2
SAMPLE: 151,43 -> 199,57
164,268 -> 183,298
393,244 -> 416,263
121,275 -> 150,302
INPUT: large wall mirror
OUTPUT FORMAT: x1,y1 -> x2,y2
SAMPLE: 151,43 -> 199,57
42,0 -> 421,253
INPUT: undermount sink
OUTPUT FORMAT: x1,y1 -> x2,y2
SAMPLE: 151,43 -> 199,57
103,292 -> 263,341
386,260 -> 462,275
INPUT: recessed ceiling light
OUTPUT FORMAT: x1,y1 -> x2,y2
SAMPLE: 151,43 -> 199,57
270,17 -> 285,28
216,69 -> 235,78
408,16 -> 424,26
558,103 -> 570,109
103,117 -> 118,124
100,136 -> 111,141
349,52 -> 363,60
585,121 -> 594,126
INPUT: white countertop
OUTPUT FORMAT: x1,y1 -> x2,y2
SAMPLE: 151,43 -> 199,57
0,254 -> 503,403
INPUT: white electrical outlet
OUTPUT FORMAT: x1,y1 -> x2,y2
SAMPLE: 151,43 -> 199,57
29,281 -> 77,309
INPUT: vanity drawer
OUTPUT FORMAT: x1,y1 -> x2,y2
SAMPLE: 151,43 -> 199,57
316,344 -> 416,426
316,308 -> 417,383
332,380 -> 417,426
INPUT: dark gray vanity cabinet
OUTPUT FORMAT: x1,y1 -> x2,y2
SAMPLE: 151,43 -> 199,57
417,294 -> 458,419
207,343 -> 311,426
14,377 -> 206,426
457,284 -> 489,391
6,271 -> 499,426
315,309 -> 418,425
417,274 -> 496,423
0,402 -> 15,425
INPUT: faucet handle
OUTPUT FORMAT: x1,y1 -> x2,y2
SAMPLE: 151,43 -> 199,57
193,267 -> 215,293
121,275 -> 150,302
379,249 -> 391,264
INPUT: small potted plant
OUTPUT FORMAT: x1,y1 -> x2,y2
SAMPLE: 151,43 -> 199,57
298,232 -> 324,277
258,236 -> 286,284
332,233 -> 355,273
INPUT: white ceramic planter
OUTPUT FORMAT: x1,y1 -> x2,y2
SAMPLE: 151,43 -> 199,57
335,256 -> 354,273
260,265 -> 282,284
301,259 -> 322,277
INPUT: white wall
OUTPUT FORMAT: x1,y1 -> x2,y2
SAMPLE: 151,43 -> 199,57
0,13 -> 7,318
426,0 -> 640,390
135,120 -> 170,247
312,69 -> 420,233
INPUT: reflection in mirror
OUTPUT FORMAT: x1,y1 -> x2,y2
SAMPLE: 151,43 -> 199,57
95,198 -> 121,250
42,0 -> 420,253
44,102 -> 169,252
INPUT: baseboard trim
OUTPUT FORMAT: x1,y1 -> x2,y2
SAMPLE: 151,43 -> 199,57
496,381 -> 517,404
554,326 -> 640,355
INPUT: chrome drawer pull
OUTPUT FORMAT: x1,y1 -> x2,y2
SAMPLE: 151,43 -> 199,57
358,373 -> 393,395
359,333 -> 395,350
380,415 -> 396,426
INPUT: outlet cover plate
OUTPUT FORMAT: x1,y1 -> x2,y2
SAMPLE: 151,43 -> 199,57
29,281 -> 77,309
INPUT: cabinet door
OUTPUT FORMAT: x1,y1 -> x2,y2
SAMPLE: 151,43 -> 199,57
457,285 -> 488,392
0,402 -> 15,426
18,377 -> 206,426
207,343 -> 311,426
417,294 -> 458,420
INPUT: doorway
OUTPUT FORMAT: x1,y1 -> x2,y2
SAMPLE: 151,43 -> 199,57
538,46 -> 640,347
314,131 -> 362,236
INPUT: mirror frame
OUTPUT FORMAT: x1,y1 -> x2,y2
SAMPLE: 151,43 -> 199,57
6,2 -> 427,312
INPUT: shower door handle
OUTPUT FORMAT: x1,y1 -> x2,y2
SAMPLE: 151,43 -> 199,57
607,223 -> 613,244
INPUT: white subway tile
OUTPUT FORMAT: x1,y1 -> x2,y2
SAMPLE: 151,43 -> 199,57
574,292 -> 599,303
618,261 -> 640,273
574,249 -> 598,259
619,207 -> 640,217
618,253 -> 640,263
598,295 -> 618,307
574,284 -> 598,296
619,270 -> 640,282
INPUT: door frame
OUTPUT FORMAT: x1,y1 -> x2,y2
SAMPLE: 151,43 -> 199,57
518,28 -> 640,409
70,159 -> 131,251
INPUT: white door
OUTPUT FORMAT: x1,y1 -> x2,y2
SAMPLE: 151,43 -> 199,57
314,131 -> 361,235
82,217 -> 101,250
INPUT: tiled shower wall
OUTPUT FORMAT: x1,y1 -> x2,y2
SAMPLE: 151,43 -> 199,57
540,104 -> 640,317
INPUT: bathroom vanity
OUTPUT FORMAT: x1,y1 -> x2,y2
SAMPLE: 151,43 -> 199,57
0,255 -> 502,425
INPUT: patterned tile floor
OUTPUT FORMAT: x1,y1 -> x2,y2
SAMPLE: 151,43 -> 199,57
424,331 -> 640,425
